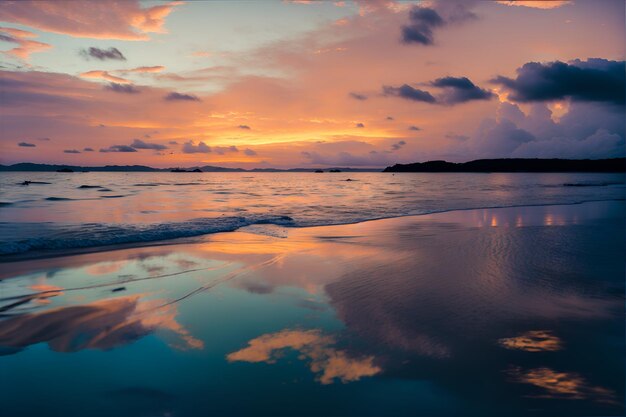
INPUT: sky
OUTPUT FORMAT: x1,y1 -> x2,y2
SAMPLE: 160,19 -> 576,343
0,0 -> 624,169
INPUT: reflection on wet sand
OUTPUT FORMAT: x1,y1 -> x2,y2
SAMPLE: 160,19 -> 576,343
0,201 -> 623,416
508,367 -> 617,405
0,295 -> 203,354
498,331 -> 563,352
227,329 -> 381,385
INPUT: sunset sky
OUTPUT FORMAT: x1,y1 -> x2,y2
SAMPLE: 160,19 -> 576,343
1,0 -> 624,169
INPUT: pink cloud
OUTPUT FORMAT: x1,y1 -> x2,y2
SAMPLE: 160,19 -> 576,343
0,1 -> 182,40
0,26 -> 51,59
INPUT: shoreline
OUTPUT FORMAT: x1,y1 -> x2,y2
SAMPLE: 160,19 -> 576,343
1,198 -> 623,270
1,197 -> 624,265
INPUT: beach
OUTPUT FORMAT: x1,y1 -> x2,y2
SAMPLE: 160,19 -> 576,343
1,200 -> 623,417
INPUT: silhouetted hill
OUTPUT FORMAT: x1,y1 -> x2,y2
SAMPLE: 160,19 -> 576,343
384,158 -> 626,173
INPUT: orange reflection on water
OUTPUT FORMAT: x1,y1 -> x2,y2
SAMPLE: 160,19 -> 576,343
508,367 -> 617,404
498,330 -> 562,352
227,329 -> 381,385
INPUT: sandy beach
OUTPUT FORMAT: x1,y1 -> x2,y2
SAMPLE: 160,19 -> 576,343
1,200 -> 623,416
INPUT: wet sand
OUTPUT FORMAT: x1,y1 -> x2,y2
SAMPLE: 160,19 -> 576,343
0,200 -> 624,416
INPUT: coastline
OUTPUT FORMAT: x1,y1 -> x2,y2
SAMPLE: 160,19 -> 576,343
1,197 -> 624,265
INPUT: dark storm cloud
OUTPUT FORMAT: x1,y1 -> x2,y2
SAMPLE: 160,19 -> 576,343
431,76 -> 494,104
18,142 -> 35,147
99,145 -> 137,153
349,92 -> 368,101
130,139 -> 167,150
182,141 -> 211,153
80,47 -> 126,61
164,92 -> 201,102
492,59 -> 625,105
63,149 -> 80,154
105,83 -> 140,94
83,147 -> 94,152
401,7 -> 445,45
382,84 -> 437,103
238,125 -> 251,130
244,148 -> 257,156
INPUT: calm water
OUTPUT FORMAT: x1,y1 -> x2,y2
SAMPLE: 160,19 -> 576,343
0,171 -> 624,256
0,201 -> 624,416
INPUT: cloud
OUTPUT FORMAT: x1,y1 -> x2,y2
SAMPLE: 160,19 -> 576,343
496,1 -> 571,9
244,148 -> 257,156
408,125 -> 421,131
79,47 -> 126,61
0,1 -> 181,40
182,140 -> 211,153
386,116 -> 394,121
168,141 -> 178,145
213,145 -> 238,155
355,123 -> 365,128
105,83 -> 140,94
63,149 -> 81,154
470,101 -> 625,159
0,27 -> 51,59
121,65 -> 165,74
18,142 -> 35,147
383,77 -> 492,105
391,140 -> 406,151
492,59 -> 625,105
349,92 -> 368,101
36,137 -> 51,141
130,138 -> 167,150
431,76 -> 494,104
83,147 -> 94,152
80,70 -> 130,84
382,84 -> 436,103
99,145 -> 137,153
164,92 -> 201,102
401,7 -> 445,45
227,329 -> 380,385
238,124 -> 251,130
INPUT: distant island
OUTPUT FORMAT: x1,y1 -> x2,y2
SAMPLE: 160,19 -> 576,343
1,158 -> 624,173
384,158 -> 626,173
0,163 -> 377,173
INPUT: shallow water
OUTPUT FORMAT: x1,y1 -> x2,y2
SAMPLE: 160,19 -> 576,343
0,171 -> 624,256
0,201 -> 623,416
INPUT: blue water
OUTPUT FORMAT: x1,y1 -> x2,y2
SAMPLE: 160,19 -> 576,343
0,171 -> 624,256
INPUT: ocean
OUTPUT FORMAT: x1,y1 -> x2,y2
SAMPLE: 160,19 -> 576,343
1,171 -> 624,257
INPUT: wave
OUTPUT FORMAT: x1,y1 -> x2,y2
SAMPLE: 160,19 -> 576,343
0,215 -> 295,256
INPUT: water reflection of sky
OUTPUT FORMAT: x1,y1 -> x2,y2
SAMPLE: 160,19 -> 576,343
0,201 -> 623,416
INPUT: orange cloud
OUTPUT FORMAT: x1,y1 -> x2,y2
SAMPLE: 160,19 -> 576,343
0,1 -> 182,40
0,26 -> 51,59
227,329 -> 381,384
80,70 -> 131,84
496,1 -> 571,9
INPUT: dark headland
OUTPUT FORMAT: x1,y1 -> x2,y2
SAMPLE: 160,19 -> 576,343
384,158 -> 626,173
